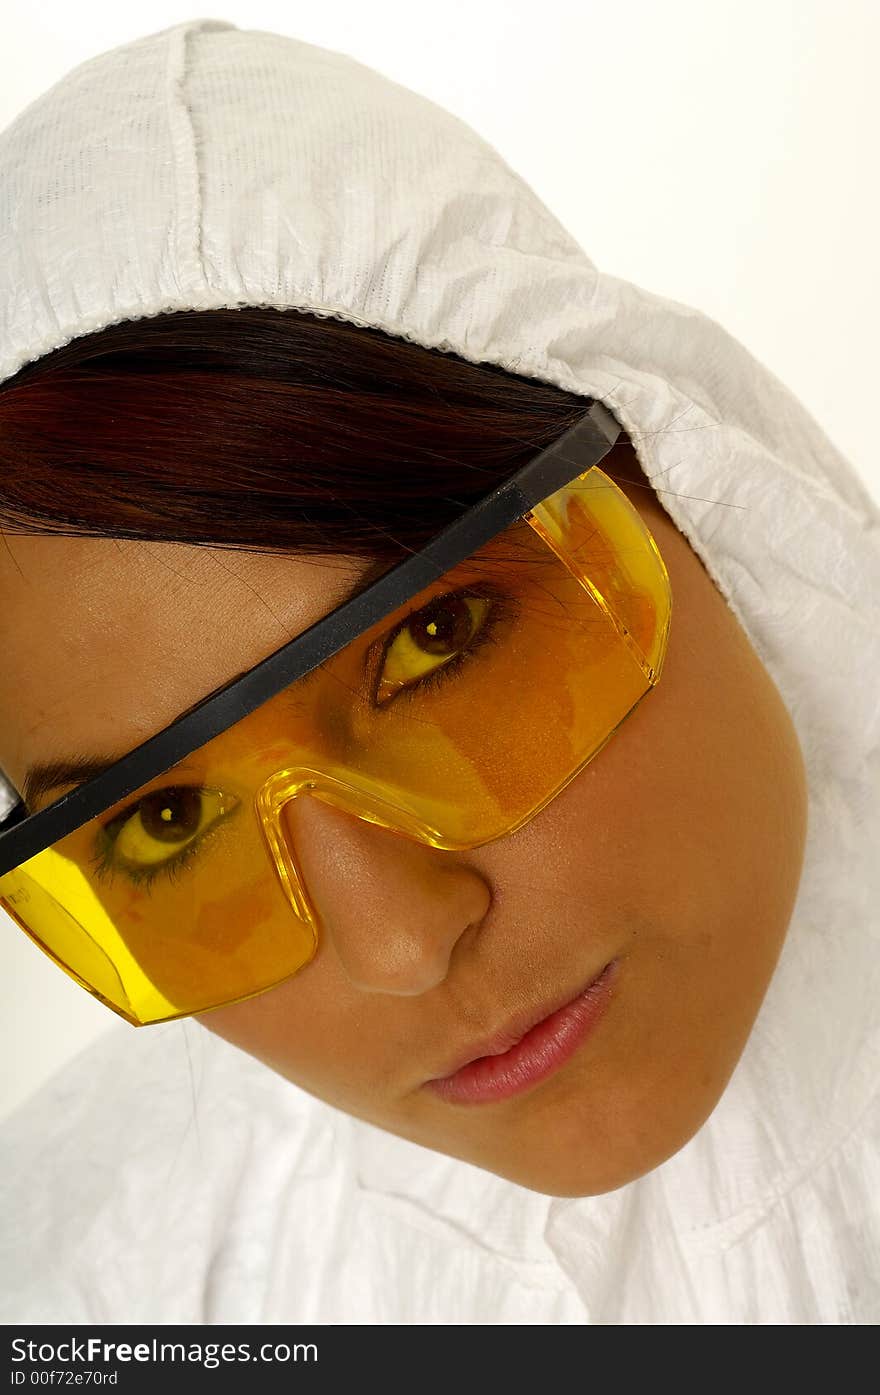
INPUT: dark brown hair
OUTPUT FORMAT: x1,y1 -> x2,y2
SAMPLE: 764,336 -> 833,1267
0,305 -> 625,566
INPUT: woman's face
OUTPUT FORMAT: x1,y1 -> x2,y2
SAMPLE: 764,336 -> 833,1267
0,444 -> 808,1196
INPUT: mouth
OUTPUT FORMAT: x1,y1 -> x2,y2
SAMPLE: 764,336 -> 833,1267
423,958 -> 620,1106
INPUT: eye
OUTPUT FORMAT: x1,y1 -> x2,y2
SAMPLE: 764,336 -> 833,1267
94,785 -> 239,883
375,590 -> 497,706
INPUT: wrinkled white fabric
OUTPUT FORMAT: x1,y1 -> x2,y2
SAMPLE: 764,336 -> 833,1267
1,18 -> 879,1324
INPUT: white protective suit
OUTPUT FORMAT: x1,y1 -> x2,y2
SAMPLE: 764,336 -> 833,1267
0,19 -> 878,1324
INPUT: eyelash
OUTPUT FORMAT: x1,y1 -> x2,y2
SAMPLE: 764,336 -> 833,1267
88,812 -> 230,892
369,579 -> 516,705
90,580 -> 518,893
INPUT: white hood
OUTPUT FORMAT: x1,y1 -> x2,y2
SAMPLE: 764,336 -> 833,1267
1,18 -> 878,1323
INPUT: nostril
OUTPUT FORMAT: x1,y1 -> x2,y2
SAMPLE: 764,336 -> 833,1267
274,787 -> 491,995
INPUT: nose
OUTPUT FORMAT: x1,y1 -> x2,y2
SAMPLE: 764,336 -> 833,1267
281,792 -> 491,995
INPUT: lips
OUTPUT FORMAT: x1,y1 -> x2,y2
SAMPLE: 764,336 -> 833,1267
424,958 -> 620,1105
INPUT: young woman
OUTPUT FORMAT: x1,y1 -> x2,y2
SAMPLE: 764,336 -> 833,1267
0,20 -> 877,1324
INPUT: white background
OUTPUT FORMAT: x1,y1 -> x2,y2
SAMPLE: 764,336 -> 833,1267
2,0 -> 878,1120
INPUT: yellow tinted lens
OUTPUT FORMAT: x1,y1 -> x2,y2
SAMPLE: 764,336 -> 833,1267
0,467 -> 671,1025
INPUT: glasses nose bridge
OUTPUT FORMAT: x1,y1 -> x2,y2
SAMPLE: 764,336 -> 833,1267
252,763 -> 453,932
252,766 -> 325,935
257,762 -> 406,832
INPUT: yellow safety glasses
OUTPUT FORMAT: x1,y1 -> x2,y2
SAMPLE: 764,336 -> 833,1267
0,401 -> 671,1024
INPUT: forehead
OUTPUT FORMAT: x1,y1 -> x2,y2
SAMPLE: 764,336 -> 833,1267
0,442 -> 663,796
0,535 -> 370,793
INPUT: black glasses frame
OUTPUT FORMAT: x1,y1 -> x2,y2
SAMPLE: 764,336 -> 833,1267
0,398 -> 621,873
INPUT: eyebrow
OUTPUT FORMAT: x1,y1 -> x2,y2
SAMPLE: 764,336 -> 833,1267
22,557 -> 394,813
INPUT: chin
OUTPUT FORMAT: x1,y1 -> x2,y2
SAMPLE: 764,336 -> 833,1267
473,1151 -> 661,1199
442,1099 -> 719,1198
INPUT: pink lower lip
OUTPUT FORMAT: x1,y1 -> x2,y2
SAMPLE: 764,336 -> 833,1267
425,958 -> 620,1105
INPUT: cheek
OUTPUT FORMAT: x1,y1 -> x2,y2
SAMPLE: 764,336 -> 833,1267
200,964 -> 389,1107
201,977 -> 329,1071
504,630 -> 801,1058
457,691 -> 800,1192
